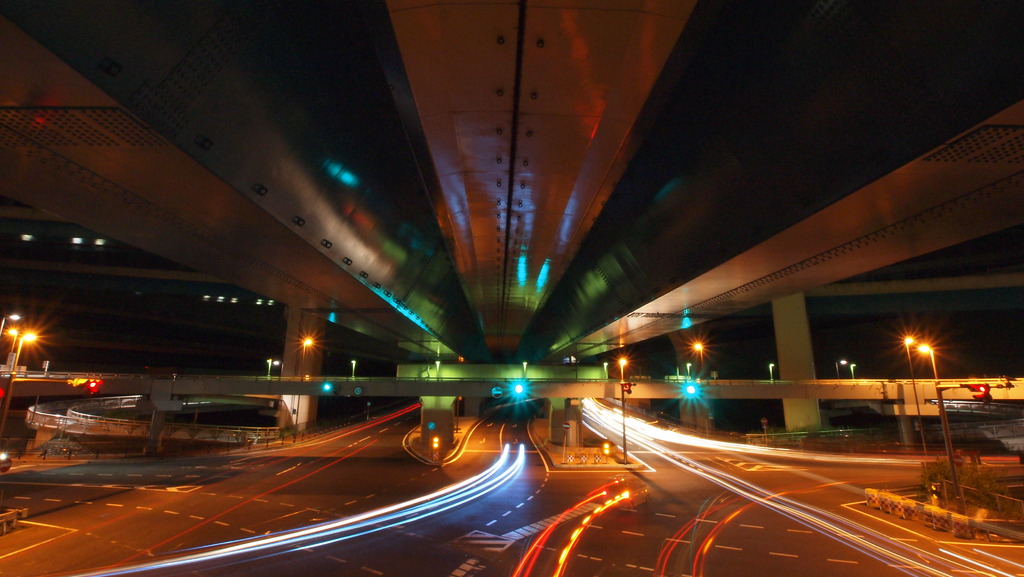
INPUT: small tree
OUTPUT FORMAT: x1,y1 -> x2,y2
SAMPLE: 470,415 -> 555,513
919,459 -> 1008,513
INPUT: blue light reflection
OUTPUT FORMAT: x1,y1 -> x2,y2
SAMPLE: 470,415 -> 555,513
76,445 -> 525,576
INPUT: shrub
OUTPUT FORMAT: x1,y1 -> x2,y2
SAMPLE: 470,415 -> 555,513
919,459 -> 1009,513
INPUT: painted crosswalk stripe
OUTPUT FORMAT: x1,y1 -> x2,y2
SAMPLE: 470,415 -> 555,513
453,530 -> 515,553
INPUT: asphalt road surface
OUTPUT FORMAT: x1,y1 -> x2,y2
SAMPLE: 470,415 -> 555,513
2,399 -> 1023,577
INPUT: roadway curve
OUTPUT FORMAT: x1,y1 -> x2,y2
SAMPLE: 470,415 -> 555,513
3,399 -> 1024,576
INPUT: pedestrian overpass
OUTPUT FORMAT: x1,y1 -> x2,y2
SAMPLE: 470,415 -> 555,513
5,363 -> 1019,456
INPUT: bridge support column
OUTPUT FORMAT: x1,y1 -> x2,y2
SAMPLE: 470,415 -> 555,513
420,396 -> 456,458
280,395 -> 318,432
279,307 -> 324,431
143,384 -> 176,455
682,400 -> 713,434
895,383 -> 917,447
548,398 -> 577,446
146,409 -> 166,455
772,292 -> 822,431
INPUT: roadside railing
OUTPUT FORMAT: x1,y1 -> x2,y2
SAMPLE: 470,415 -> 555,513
27,396 -> 279,443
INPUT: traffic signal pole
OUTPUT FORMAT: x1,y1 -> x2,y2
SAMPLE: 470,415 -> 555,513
620,382 -> 628,465
935,385 -> 965,513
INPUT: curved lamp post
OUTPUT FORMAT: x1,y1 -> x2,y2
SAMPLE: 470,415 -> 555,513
903,337 -> 927,452
919,344 -> 965,513
693,343 -> 704,378
834,359 -> 847,379
1,332 -> 36,449
0,314 -> 20,349
618,358 -> 628,465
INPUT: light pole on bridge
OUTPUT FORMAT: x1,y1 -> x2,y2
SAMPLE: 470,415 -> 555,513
918,344 -> 965,513
903,336 -> 927,452
1,331 -> 37,451
619,358 -> 629,465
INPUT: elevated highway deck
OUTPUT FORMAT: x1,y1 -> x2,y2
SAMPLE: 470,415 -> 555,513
5,369 -> 1018,410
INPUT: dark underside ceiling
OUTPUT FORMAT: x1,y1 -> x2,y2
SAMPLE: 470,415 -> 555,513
1,1 -> 1024,371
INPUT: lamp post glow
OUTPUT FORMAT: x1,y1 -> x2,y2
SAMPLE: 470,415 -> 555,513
693,343 -> 704,377
351,360 -> 356,379
686,362 -> 692,380
1,332 -> 36,449
904,337 -> 927,451
618,358 -> 629,465
435,360 -> 441,380
768,363 -> 775,381
300,337 -> 314,379
850,363 -> 857,379
0,314 -> 19,349
919,344 -> 965,512
266,358 -> 279,379
834,359 -> 847,379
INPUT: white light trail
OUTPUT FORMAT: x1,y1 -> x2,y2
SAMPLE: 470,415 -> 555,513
583,399 -> 1009,577
586,399 -> 915,466
74,444 -> 526,576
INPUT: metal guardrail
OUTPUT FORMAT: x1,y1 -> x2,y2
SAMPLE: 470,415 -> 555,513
5,372 -> 1019,384
27,396 -> 279,443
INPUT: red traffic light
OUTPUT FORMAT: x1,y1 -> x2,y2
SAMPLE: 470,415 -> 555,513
85,379 -> 102,394
620,382 -> 634,394
964,383 -> 991,403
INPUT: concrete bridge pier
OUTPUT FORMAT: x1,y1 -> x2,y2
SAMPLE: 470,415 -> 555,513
420,396 -> 457,458
547,398 -> 581,446
146,409 -> 167,455
278,307 -> 324,431
681,399 -> 714,433
772,292 -> 823,431
143,384 -> 178,455
895,381 -> 922,447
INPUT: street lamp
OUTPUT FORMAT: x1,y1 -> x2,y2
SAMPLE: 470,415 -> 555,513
300,337 -> 315,379
693,343 -> 704,376
686,362 -> 692,380
850,363 -> 857,379
351,359 -> 356,379
0,314 -> 19,349
266,358 -> 279,379
1,332 -> 36,449
919,344 -> 965,512
904,336 -> 927,452
834,359 -> 847,379
618,358 -> 629,465
768,363 -> 775,381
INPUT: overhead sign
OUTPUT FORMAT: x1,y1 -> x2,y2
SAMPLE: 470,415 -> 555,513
491,386 -> 502,399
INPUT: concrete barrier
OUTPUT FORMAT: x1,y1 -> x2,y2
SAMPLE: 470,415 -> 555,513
926,505 -> 950,531
900,497 -> 918,520
865,488 -> 880,509
879,492 -> 893,514
890,495 -> 906,518
951,513 -> 974,539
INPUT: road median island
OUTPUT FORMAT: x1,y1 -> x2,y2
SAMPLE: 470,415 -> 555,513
865,488 -> 1024,541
